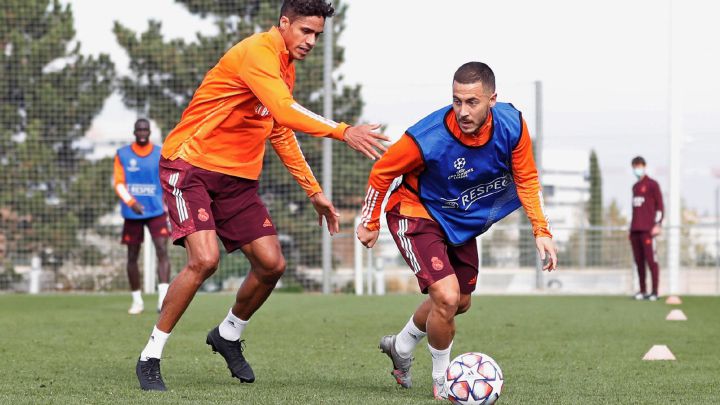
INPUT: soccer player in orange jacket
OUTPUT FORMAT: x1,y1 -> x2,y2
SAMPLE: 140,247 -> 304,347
135,0 -> 389,391
357,62 -> 558,399
114,119 -> 171,315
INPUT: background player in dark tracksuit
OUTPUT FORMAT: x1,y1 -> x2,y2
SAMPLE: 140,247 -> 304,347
114,119 -> 172,314
629,156 -> 664,301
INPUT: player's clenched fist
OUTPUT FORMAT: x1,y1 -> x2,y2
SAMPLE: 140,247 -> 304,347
356,223 -> 379,248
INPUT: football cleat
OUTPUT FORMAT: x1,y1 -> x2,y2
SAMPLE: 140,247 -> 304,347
206,326 -> 255,383
432,376 -> 449,400
136,357 -> 167,391
633,292 -> 645,301
647,294 -> 658,302
128,302 -> 144,315
379,335 -> 413,388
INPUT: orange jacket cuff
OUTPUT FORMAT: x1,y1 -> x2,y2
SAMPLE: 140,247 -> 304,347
534,228 -> 553,239
364,221 -> 380,232
306,187 -> 322,198
331,123 -> 350,141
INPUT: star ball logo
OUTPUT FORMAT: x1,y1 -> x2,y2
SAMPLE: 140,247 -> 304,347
128,158 -> 140,172
454,158 -> 466,170
449,157 -> 474,180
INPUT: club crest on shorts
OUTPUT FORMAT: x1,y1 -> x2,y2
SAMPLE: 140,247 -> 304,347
431,256 -> 444,271
197,208 -> 210,222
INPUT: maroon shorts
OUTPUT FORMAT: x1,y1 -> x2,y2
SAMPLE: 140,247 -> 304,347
386,207 -> 479,294
159,157 -> 277,252
121,214 -> 170,245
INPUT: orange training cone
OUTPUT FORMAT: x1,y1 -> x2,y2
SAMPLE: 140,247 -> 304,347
665,295 -> 682,305
642,345 -> 676,361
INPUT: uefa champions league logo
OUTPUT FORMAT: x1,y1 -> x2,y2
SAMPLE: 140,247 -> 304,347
128,158 -> 140,172
449,157 -> 473,180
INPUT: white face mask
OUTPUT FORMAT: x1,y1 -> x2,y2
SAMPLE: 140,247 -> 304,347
633,167 -> 645,179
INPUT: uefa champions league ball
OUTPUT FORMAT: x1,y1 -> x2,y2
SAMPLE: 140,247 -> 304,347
444,352 -> 504,404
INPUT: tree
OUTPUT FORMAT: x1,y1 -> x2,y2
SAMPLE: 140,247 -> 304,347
113,0 -> 369,267
0,0 -> 114,265
587,149 -> 602,266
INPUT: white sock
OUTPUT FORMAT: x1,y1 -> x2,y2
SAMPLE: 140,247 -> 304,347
131,290 -> 143,305
395,316 -> 427,358
157,283 -> 169,310
140,326 -> 170,360
429,342 -> 453,381
218,309 -> 248,341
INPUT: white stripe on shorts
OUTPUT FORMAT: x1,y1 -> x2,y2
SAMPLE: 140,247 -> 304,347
397,219 -> 421,274
168,172 -> 188,223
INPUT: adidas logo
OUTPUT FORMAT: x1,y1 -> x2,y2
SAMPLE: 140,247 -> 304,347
263,218 -> 272,228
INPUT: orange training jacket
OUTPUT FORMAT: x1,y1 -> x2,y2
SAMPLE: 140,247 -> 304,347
361,109 -> 552,238
161,27 -> 349,196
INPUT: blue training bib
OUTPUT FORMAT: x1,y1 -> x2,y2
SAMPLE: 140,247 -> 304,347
117,144 -> 165,220
406,103 -> 523,245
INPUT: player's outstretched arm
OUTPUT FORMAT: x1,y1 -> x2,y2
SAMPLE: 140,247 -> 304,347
343,124 -> 390,160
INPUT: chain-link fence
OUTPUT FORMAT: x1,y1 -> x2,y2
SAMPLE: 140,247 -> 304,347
2,1 -> 719,296
1,0 -> 372,293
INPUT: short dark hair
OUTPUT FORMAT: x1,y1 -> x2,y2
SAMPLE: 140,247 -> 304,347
134,118 -> 150,131
631,156 -> 646,166
453,62 -> 496,92
280,0 -> 335,21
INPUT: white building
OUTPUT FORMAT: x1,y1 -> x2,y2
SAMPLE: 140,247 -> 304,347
540,149 -> 591,243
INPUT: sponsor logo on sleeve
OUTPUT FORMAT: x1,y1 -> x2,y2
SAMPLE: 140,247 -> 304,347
255,103 -> 270,118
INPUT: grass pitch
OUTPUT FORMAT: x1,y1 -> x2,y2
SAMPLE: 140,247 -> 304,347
1,293 -> 718,404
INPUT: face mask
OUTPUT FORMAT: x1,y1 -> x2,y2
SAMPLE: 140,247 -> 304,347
633,167 -> 645,178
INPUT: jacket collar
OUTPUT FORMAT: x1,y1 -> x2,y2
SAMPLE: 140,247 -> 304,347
268,26 -> 291,64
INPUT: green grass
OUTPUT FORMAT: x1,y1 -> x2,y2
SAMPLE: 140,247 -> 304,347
1,294 -> 718,404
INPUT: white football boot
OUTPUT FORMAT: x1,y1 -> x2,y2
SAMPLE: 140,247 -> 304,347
128,301 -> 144,315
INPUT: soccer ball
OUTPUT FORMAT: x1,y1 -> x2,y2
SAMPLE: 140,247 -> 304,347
444,352 -> 504,404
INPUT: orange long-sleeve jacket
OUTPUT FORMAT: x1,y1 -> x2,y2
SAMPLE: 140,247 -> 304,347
361,109 -> 552,238
161,27 -> 349,197
113,142 -> 155,206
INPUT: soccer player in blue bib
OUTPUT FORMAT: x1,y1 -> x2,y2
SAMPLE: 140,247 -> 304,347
113,119 -> 172,314
357,62 -> 558,399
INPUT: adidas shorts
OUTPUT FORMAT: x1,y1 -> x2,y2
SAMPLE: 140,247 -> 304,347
159,157 -> 277,252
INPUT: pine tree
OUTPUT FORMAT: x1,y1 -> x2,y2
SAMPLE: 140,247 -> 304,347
587,149 -> 603,266
113,1 -> 369,267
0,0 -> 114,265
